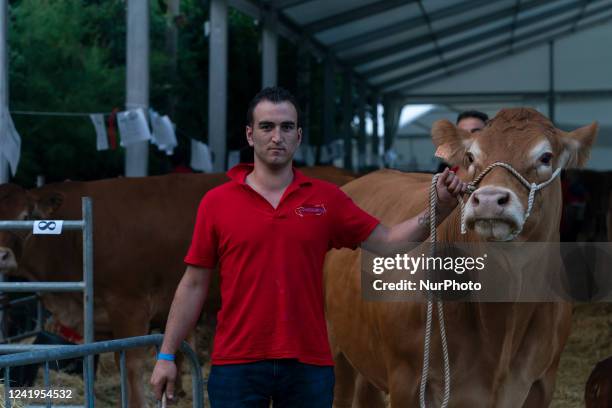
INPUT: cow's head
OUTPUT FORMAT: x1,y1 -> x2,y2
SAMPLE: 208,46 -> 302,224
433,108 -> 597,241
0,184 -> 63,273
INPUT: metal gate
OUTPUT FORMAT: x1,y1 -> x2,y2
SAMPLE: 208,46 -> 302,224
0,197 -> 95,402
0,333 -> 204,408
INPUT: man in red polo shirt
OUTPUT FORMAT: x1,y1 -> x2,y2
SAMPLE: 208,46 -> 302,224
151,87 -> 465,407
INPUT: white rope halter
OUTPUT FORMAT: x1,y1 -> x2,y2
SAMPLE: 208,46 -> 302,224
459,162 -> 563,239
419,162 -> 562,408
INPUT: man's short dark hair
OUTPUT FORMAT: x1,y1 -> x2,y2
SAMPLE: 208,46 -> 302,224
456,110 -> 488,124
246,86 -> 301,127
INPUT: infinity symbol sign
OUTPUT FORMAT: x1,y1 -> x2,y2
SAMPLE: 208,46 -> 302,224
33,220 -> 63,235
37,221 -> 57,231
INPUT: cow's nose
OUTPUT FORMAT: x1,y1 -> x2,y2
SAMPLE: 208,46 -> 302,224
472,189 -> 510,210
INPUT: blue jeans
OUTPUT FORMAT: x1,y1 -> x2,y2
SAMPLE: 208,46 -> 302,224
207,359 -> 334,407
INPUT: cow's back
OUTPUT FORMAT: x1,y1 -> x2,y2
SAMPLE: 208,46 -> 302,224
21,173 -> 230,332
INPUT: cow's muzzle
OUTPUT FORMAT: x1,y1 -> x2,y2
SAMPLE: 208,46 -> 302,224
464,186 -> 524,241
0,247 -> 18,273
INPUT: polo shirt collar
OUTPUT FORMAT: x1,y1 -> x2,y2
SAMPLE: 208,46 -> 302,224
227,163 -> 311,187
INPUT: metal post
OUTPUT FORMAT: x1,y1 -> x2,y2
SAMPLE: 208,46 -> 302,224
261,8 -> 278,88
323,54 -> 335,155
548,40 -> 555,124
125,0 -> 150,177
371,94 -> 381,168
209,0 -> 228,171
357,82 -> 366,170
82,197 -> 95,407
342,72 -> 353,171
0,0 -> 10,183
0,0 -> 10,330
297,42 -> 311,161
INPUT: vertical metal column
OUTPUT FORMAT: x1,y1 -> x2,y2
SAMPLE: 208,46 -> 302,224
357,83 -> 366,170
0,0 -> 8,339
548,40 -> 555,124
125,0 -> 150,177
82,197 -> 95,407
297,42 -> 311,163
261,8 -> 278,88
342,72 -> 353,171
322,55 -> 335,154
0,0 -> 10,183
371,94 -> 381,168
209,0 -> 228,171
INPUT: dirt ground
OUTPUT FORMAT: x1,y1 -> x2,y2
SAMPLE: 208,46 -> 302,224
0,304 -> 610,407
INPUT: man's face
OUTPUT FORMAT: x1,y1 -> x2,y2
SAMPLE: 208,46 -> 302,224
457,117 -> 486,134
246,100 -> 302,168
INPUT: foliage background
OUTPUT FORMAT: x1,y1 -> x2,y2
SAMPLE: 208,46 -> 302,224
8,0 -> 314,187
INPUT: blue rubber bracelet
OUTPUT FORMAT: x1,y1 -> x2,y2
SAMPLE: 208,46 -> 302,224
158,353 -> 175,361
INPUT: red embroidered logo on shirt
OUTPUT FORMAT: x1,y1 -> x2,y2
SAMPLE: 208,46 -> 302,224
295,204 -> 326,217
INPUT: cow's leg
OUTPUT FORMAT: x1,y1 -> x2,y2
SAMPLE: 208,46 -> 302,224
107,301 -> 150,408
333,352 -> 356,408
521,363 -> 561,408
354,374 -> 386,408
388,364 -> 419,407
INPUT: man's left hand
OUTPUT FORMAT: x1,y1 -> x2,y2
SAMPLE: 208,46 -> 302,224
435,167 -> 466,212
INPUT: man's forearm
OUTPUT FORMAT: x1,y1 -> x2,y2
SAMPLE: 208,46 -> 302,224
363,205 -> 454,256
160,267 -> 210,355
387,205 -> 453,253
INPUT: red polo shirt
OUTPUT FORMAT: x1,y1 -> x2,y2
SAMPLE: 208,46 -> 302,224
184,164 -> 379,365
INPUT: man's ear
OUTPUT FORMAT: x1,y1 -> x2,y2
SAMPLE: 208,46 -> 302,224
246,125 -> 254,147
431,119 -> 472,167
559,122 -> 598,168
30,191 -> 64,218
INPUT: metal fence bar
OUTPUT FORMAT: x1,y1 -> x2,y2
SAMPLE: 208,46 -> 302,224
0,282 -> 85,292
0,334 -> 204,408
83,355 -> 94,408
0,344 -> 67,353
4,366 -> 11,408
36,293 -> 44,332
0,220 -> 84,230
2,329 -> 41,343
0,294 -> 38,308
81,197 -> 95,408
44,360 -> 51,408
119,350 -> 127,408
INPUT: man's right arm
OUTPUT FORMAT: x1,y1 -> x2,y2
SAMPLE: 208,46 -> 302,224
150,265 -> 212,400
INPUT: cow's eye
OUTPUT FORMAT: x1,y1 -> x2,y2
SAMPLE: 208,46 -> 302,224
539,152 -> 553,166
466,152 -> 474,164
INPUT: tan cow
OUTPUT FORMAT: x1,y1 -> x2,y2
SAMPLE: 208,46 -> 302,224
324,108 -> 597,407
0,166 -> 354,407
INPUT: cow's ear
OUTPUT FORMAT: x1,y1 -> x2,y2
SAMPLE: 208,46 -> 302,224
31,192 -> 64,218
431,119 -> 472,167
559,122 -> 598,168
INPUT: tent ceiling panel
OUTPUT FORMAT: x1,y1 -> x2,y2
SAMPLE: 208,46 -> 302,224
577,8 -> 612,27
514,9 -> 581,35
442,32 -> 512,61
555,23 -> 612,90
586,0 -> 612,11
315,3 -> 422,45
517,0 -> 577,20
369,56 -> 442,85
436,17 -> 514,47
349,42 -> 435,72
404,45 -> 549,94
430,0 -> 515,32
239,0 -> 612,97
283,0 -> 380,25
336,26 -> 431,60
